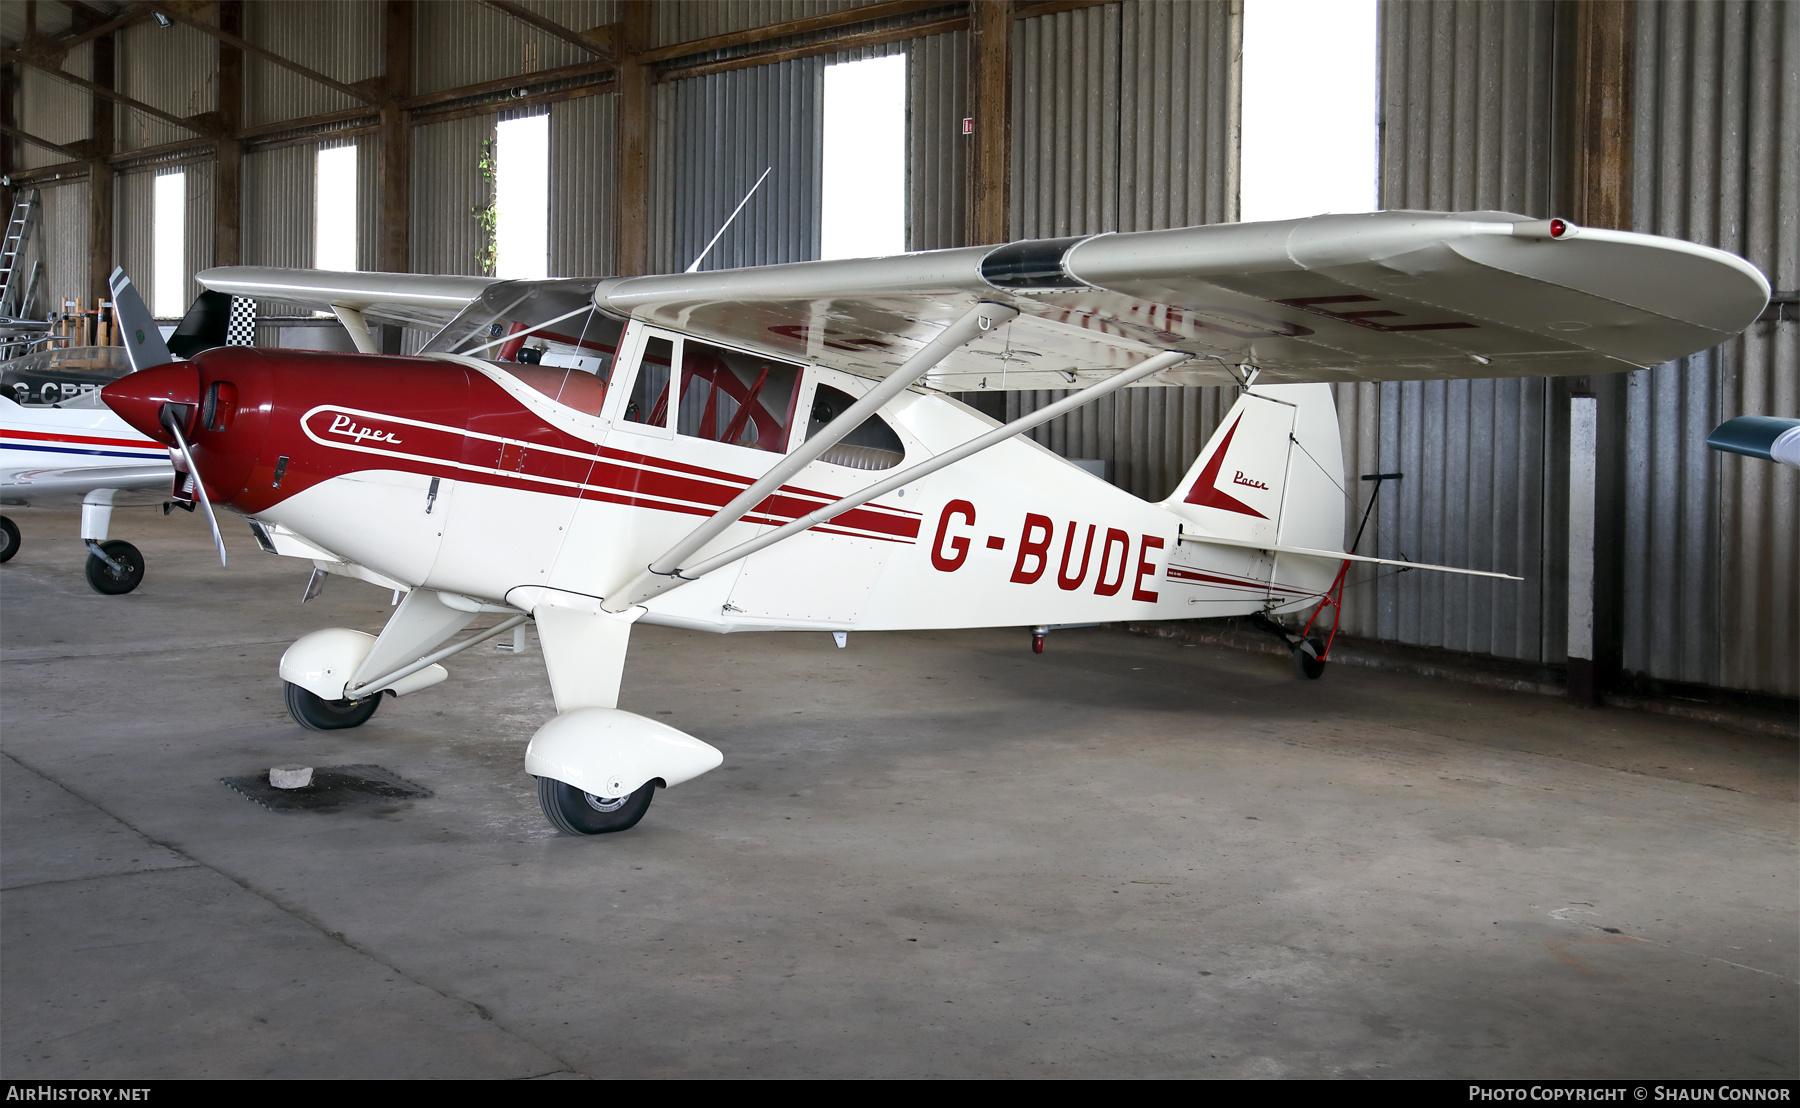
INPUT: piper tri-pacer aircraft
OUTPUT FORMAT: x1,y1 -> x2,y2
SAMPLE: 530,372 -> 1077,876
99,210 -> 1770,835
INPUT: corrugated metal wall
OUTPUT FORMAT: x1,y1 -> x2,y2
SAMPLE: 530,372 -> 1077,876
666,56 -> 823,271
16,42 -> 90,172
1002,1 -> 1241,502
651,1 -> 876,49
1354,0 -> 1559,662
114,17 -> 215,152
410,114 -> 493,278
243,143 -> 314,314
30,181 -> 90,313
243,1 -> 381,127
1627,0 -> 1798,696
549,93 -> 616,277
415,1 -> 616,96
906,29 -> 966,251
113,169 -> 154,310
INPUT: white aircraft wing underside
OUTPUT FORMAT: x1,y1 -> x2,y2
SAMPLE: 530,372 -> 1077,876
197,211 -> 1769,389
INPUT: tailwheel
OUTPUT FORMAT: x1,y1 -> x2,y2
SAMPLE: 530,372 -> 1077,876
284,680 -> 381,730
1290,636 -> 1327,680
84,540 -> 144,595
1031,624 -> 1047,654
537,776 -> 656,835
0,515 -> 19,562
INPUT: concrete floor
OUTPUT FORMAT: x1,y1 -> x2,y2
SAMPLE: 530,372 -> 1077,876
2,506 -> 1795,1079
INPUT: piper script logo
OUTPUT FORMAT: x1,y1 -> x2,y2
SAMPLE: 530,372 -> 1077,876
1232,470 -> 1268,490
326,414 -> 402,445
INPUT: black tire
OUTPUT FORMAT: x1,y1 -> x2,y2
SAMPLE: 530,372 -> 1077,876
284,680 -> 381,730
537,775 -> 656,835
0,516 -> 18,563
1290,637 -> 1327,680
84,540 -> 144,595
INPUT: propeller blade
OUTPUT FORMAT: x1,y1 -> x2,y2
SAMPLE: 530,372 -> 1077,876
161,410 -> 228,567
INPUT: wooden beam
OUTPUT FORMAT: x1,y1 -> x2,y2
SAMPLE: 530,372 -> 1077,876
1569,0 -> 1634,231
399,56 -> 614,111
481,1 -> 612,59
50,10 -> 154,54
142,2 -> 380,105
378,0 -> 413,275
213,0 -> 242,267
615,2 -> 652,276
0,124 -> 88,160
3,48 -> 209,134
86,19 -> 113,310
658,14 -> 967,82
636,0 -> 949,65
1013,0 -> 1114,19
412,79 -> 614,128
968,0 -> 1011,246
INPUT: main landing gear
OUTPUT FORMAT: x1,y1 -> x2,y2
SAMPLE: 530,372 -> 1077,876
0,516 -> 19,562
283,680 -> 382,730
537,776 -> 657,835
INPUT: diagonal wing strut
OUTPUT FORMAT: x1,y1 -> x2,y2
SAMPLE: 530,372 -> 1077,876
606,348 -> 1195,610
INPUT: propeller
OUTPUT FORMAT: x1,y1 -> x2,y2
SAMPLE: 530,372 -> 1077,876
160,405 -> 228,567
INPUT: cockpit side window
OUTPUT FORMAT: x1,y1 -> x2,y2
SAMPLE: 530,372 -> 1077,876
674,339 -> 802,453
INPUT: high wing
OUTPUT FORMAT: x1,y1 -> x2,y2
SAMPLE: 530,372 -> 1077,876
197,210 -> 1769,390
193,267 -> 499,334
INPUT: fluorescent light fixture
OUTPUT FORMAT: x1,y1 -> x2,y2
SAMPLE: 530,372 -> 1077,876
152,170 -> 186,318
1240,0 -> 1379,223
314,144 -> 358,272
495,113 -> 549,280
821,53 -> 906,261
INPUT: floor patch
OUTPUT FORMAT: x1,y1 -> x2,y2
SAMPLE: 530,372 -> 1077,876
221,764 -> 433,812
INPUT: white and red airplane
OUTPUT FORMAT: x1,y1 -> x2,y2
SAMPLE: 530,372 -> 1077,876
1,326 -> 173,591
97,211 -> 1770,835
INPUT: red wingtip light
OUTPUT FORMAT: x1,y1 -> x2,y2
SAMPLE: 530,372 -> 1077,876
101,362 -> 201,445
1549,218 -> 1568,238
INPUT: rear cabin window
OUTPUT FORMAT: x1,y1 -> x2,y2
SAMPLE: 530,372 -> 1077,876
675,340 -> 802,454
806,384 -> 905,470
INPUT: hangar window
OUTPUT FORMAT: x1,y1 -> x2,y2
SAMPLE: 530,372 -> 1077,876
821,53 -> 906,260
1239,0 -> 1379,222
152,169 -> 186,318
495,112 -> 550,280
315,143 -> 358,271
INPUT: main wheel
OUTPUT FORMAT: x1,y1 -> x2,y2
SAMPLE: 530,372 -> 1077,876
537,775 -> 656,835
1290,637 -> 1327,680
284,680 -> 381,730
0,516 -> 18,562
84,540 -> 144,595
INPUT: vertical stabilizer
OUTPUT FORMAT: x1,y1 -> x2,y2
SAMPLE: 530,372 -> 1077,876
1161,383 -> 1345,556
108,268 -> 175,373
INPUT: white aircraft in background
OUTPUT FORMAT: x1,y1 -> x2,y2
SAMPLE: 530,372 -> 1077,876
99,211 -> 1770,835
1,335 -> 172,592
1709,415 -> 1800,470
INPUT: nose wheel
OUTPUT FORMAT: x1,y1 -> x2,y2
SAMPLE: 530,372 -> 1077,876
84,540 -> 144,595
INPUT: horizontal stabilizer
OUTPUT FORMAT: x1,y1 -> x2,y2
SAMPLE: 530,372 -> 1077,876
1176,529 -> 1523,581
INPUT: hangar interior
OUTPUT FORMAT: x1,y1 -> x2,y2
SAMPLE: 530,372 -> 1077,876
1,0 -> 1795,1081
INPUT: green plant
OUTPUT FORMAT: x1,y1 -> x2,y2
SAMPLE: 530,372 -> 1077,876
472,137 -> 498,276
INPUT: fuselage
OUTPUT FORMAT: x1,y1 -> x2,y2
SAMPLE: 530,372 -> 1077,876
101,338 -> 1336,632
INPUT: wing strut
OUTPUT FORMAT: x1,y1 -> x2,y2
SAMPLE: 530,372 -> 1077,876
602,301 -> 1020,612
614,349 -> 1196,609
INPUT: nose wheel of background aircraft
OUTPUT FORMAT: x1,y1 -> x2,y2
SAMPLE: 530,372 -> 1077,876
0,516 -> 19,562
283,680 -> 382,730
83,540 -> 144,595
537,775 -> 656,835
